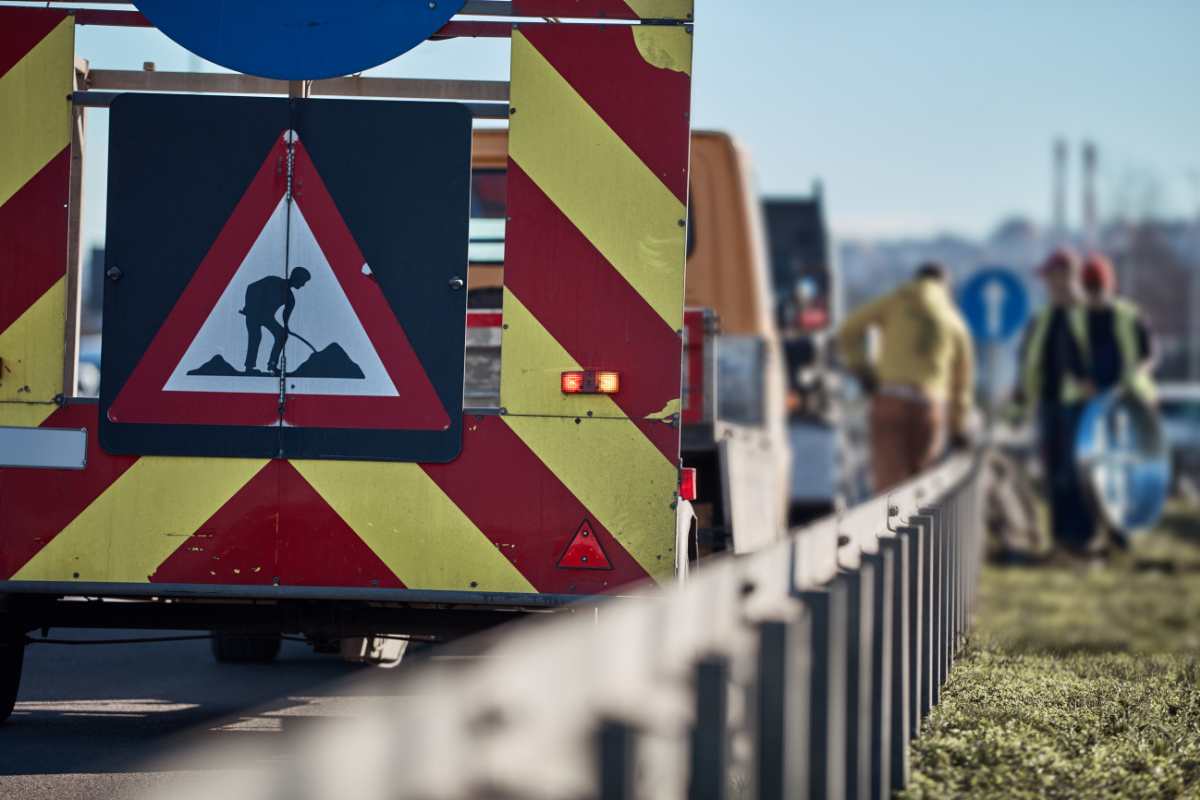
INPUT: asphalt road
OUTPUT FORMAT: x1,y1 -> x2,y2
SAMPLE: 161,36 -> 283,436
0,629 -> 394,800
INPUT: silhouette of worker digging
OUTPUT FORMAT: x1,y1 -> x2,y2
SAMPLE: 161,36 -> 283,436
187,267 -> 365,379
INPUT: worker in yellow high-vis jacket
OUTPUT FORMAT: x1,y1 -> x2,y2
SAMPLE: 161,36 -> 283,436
1016,248 -> 1095,554
837,262 -> 975,492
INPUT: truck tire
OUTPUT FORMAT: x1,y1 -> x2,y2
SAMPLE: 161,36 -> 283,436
211,632 -> 281,664
0,633 -> 24,724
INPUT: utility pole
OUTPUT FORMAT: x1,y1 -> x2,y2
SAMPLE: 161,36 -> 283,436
1052,138 -> 1068,242
1190,170 -> 1200,380
1081,140 -> 1098,248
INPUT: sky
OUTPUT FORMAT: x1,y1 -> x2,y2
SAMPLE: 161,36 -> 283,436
63,0 -> 1200,251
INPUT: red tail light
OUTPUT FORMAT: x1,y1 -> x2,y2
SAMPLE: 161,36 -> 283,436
561,372 -> 584,393
561,370 -> 620,395
680,467 -> 697,501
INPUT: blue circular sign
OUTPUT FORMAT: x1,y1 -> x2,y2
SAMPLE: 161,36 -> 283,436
957,267 -> 1030,343
1075,390 -> 1171,532
133,1 -> 466,81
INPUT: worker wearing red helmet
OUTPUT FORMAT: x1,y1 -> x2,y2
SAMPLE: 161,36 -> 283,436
1080,252 -> 1155,403
1016,248 -> 1094,554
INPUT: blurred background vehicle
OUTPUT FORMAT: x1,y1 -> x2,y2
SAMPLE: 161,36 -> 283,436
1158,382 -> 1200,495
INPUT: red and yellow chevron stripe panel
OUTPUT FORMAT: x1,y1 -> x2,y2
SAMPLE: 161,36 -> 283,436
0,8 -> 73,428
0,6 -> 693,600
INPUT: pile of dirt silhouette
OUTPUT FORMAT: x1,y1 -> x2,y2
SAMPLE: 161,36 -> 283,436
188,355 -> 243,376
287,343 -> 364,379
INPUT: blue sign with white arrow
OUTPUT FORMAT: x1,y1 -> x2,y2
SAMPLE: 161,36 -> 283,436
957,267 -> 1030,344
132,1 -> 466,81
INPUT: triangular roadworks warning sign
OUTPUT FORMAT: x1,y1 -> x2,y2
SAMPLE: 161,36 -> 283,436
556,519 -> 613,570
109,131 -> 450,432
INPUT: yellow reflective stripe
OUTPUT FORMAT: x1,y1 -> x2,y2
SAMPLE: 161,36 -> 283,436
632,25 -> 693,74
501,414 -> 676,581
0,402 -> 56,427
14,457 -> 267,583
0,16 -> 72,209
500,289 -> 628,417
509,30 -> 686,331
291,459 -> 535,593
624,0 -> 693,20
0,276 -> 64,408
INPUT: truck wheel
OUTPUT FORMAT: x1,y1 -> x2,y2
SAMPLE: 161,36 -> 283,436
0,633 -> 25,724
211,632 -> 281,664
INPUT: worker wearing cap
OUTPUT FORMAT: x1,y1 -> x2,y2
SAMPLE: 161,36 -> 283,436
1081,252 -> 1155,402
837,262 -> 975,492
1016,249 -> 1094,552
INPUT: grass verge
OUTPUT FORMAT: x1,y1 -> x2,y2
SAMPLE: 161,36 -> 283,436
901,505 -> 1200,799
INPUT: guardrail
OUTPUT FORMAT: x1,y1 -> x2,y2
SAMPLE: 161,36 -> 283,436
160,453 -> 983,800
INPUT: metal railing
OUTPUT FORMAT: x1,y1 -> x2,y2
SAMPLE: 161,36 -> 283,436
158,453 -> 983,800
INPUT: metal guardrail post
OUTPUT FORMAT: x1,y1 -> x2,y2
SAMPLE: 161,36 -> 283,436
910,514 -> 935,722
799,577 -> 849,800
942,505 -> 953,676
946,499 -> 960,658
598,719 -> 636,800
862,549 -> 894,800
844,561 -> 875,800
919,506 -> 945,703
883,531 -> 911,792
689,655 -> 731,800
900,521 -> 924,738
754,614 -> 811,800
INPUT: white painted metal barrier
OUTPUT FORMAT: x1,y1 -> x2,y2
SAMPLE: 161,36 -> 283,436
153,453 -> 983,800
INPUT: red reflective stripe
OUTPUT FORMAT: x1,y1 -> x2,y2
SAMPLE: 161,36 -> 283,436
421,415 -> 650,593
69,10 -> 152,28
0,7 -> 67,77
0,148 -> 69,334
151,460 -> 405,588
431,20 -> 513,39
505,163 -> 681,455
0,405 -> 137,579
467,311 -> 503,328
520,24 -> 690,202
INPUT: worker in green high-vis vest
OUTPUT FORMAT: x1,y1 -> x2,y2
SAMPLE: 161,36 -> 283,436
1080,252 -> 1155,403
1080,251 -> 1157,549
1016,249 -> 1095,555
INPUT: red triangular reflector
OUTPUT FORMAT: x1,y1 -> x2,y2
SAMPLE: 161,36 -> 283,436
556,519 -> 612,571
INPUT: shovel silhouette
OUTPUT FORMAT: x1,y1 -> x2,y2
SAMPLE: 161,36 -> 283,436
237,308 -> 318,353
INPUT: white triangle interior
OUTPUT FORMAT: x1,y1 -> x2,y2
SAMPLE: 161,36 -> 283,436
163,198 -> 399,398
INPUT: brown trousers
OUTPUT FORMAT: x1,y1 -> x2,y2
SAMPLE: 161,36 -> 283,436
870,394 -> 946,493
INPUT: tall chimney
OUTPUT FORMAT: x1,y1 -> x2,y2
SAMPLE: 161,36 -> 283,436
1082,140 -> 1098,246
1052,138 -> 1068,239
